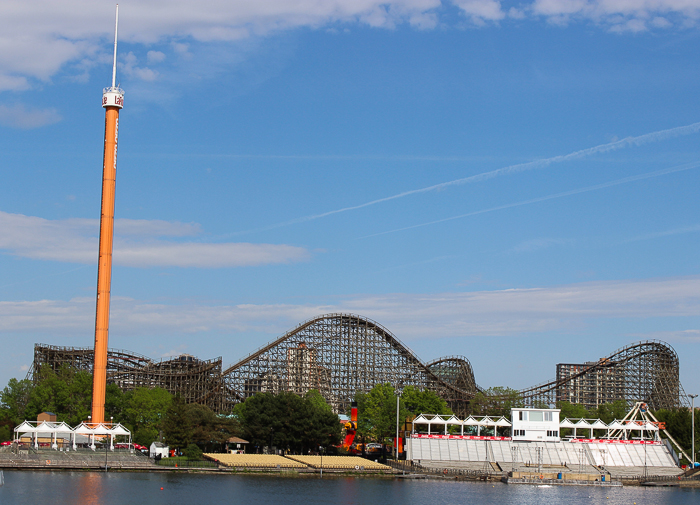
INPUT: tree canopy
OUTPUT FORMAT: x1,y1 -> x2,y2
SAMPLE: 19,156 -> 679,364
401,385 -> 451,416
23,365 -> 93,426
353,384 -> 451,446
469,386 -> 523,417
123,387 -> 172,445
234,390 -> 340,453
162,395 -> 240,453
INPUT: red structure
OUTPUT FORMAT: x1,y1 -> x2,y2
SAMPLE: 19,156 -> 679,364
342,402 -> 358,449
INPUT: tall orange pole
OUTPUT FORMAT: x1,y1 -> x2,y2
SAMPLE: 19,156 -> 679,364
91,5 -> 123,425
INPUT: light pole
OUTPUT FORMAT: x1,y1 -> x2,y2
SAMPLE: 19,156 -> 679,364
88,415 -> 95,451
104,416 -> 113,472
395,394 -> 400,462
690,394 -> 698,468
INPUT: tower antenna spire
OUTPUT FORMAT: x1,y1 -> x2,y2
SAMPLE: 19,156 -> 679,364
112,4 -> 119,89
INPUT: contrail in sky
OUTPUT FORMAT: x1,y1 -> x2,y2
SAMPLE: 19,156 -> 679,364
360,161 -> 700,239
234,121 -> 700,235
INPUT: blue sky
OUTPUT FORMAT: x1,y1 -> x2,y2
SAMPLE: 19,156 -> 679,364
1,0 -> 700,399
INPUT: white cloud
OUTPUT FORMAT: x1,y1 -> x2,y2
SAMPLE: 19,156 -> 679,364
121,52 -> 159,82
147,50 -> 166,64
1,0 -> 699,90
0,0 -> 441,90
0,210 -> 309,268
509,7 -> 527,18
453,0 -> 506,23
531,0 -> 700,31
627,329 -> 700,343
2,276 -> 699,339
0,104 -> 62,129
651,16 -> 673,27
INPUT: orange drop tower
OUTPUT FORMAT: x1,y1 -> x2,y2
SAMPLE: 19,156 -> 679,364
91,5 -> 124,425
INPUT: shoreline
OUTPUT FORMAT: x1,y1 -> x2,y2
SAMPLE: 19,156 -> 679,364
2,465 -> 698,487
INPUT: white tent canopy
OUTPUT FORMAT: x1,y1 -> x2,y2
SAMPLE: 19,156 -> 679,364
15,420 -> 132,451
607,420 -> 625,430
412,414 -> 510,437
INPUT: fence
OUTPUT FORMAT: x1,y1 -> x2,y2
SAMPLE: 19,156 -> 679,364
386,459 -> 498,479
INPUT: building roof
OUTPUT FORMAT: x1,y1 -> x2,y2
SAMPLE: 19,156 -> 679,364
226,437 -> 249,444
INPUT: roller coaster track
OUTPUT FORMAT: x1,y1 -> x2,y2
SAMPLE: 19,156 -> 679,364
220,313 -> 478,416
513,340 -> 687,410
31,316 -> 687,414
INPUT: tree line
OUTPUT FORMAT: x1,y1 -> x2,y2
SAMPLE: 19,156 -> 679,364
2,368 -> 696,462
0,367 -> 450,457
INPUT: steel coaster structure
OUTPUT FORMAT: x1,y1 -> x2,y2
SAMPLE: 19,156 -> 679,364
30,344 -> 226,411
220,314 -> 477,416
29,316 -> 687,415
517,340 -> 687,410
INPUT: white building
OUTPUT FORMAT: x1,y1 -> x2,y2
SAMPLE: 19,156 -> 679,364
150,441 -> 169,458
511,408 -> 561,442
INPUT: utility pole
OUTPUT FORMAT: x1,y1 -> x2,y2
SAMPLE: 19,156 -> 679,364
690,394 -> 698,468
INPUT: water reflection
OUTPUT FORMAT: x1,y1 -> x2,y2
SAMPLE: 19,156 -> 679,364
0,471 -> 698,505
76,471 -> 103,505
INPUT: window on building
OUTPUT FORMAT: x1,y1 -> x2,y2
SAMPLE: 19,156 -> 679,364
519,411 -> 527,421
530,411 -> 544,422
544,412 -> 553,422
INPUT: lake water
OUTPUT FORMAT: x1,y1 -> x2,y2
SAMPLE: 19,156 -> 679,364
0,471 -> 698,505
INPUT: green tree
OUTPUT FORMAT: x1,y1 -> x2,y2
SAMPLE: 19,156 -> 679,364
303,390 -> 341,450
401,386 -> 451,416
470,387 -> 523,417
234,392 -> 281,449
557,401 -> 591,420
655,407 -> 699,464
556,402 -> 592,437
184,442 -> 203,460
188,403 -> 240,450
235,391 -> 339,454
24,365 -> 92,426
0,378 -> 33,427
162,395 -> 193,452
594,400 -> 629,424
123,387 -> 171,446
354,391 -> 372,454
306,389 -> 333,414
359,384 -> 411,448
105,383 -> 127,423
